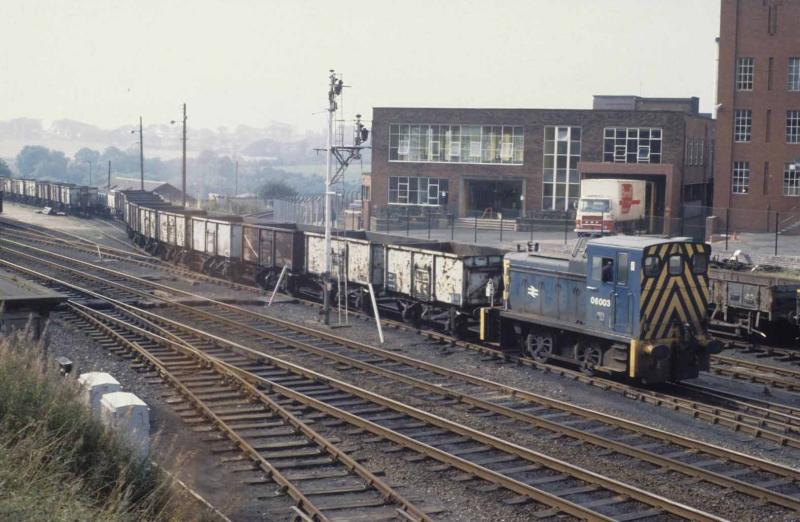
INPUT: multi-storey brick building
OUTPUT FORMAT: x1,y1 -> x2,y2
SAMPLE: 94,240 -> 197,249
365,96 -> 713,233
714,0 -> 800,230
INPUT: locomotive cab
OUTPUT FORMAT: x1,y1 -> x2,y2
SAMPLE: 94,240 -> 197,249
587,237 -> 717,383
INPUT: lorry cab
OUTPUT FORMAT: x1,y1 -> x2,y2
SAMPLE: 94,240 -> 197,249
575,196 -> 613,236
574,179 -> 647,236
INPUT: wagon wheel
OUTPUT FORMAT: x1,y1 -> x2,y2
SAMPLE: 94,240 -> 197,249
525,333 -> 554,362
256,271 -> 274,290
575,342 -> 604,375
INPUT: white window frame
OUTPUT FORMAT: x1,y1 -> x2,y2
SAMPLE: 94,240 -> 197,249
388,176 -> 448,206
732,161 -> 750,194
785,164 -> 800,196
603,127 -> 662,164
786,111 -> 800,144
788,58 -> 800,92
736,57 -> 754,91
734,109 -> 752,142
389,123 -> 523,165
542,125 -> 581,211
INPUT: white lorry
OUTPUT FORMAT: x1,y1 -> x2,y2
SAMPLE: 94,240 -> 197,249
575,179 -> 647,236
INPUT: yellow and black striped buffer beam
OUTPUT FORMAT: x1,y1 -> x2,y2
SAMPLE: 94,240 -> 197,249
639,242 -> 709,340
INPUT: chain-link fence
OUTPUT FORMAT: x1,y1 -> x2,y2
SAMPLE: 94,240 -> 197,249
272,191 -> 361,227
361,204 -> 800,260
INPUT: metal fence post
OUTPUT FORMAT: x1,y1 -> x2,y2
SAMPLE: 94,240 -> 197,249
530,216 -> 534,242
563,216 -> 568,244
450,214 -> 455,240
474,215 -> 478,243
405,206 -> 410,236
775,212 -> 779,256
499,214 -> 504,242
725,207 -> 730,251
427,208 -> 431,239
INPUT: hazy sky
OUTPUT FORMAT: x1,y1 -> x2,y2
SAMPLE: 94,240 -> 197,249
1,0 -> 720,132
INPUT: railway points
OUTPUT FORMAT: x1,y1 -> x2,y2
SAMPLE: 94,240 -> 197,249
3,201 -> 800,521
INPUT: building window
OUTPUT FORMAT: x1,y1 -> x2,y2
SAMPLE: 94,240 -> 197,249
603,127 -> 662,164
732,161 -> 750,194
734,110 -> 752,142
698,139 -> 704,166
789,58 -> 800,91
736,58 -> 754,90
543,126 -> 581,211
785,164 -> 800,196
389,124 -> 523,165
787,111 -> 800,143
388,176 -> 448,206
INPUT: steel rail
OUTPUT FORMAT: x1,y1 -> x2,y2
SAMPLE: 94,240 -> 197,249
710,354 -> 800,392
0,249 -> 721,521
0,230 -> 262,292
77,297 -> 723,522
3,239 -> 800,447
675,382 -> 800,424
67,300 -> 430,522
128,297 -> 800,512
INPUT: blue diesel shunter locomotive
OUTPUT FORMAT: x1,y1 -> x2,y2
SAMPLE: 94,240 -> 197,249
484,236 -> 720,383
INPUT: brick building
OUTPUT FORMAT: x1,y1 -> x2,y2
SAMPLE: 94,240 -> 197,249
366,97 -> 713,233
714,0 -> 800,230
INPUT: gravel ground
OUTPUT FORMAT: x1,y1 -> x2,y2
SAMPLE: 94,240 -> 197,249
5,204 -> 800,520
43,315 -> 296,521
226,304 -> 797,521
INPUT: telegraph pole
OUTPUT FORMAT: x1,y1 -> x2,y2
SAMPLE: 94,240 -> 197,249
138,116 -> 144,190
234,160 -> 239,196
181,104 -> 187,207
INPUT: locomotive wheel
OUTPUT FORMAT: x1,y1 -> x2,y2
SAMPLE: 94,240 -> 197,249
575,342 -> 603,374
525,333 -> 554,362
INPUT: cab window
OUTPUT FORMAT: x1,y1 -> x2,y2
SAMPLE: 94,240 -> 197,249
692,253 -> 708,274
617,253 -> 629,285
592,256 -> 615,283
644,256 -> 660,277
668,255 -> 682,275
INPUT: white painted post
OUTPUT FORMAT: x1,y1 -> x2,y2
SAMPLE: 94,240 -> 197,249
267,265 -> 289,306
367,283 -> 384,344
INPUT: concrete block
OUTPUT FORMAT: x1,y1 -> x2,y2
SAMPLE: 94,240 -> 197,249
78,372 -> 121,412
100,391 -> 150,458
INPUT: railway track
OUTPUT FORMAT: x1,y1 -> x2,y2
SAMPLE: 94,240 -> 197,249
3,235 -> 800,442
61,302 -> 430,522
1,260 -> 721,520
7,222 -> 800,396
2,241 -> 800,518
708,354 -> 800,393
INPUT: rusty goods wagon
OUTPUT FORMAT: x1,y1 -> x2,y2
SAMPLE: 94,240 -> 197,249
709,262 -> 800,344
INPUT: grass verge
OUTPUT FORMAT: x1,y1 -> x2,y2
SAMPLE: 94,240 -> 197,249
0,327 -> 214,521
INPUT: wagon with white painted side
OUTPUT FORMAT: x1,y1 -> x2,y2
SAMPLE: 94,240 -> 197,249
381,242 -> 505,335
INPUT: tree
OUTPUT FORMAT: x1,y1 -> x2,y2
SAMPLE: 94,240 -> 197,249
74,147 -> 100,165
16,145 -> 50,176
258,180 -> 298,200
0,159 -> 11,177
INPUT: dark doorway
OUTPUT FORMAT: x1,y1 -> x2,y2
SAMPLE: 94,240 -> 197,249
465,179 -> 523,218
